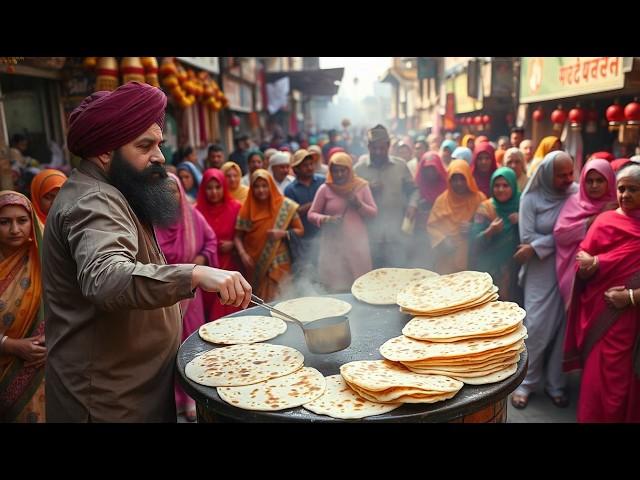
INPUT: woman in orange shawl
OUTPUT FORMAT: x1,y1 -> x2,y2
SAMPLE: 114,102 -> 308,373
0,191 -> 46,422
234,169 -> 304,302
527,136 -> 561,178
427,159 -> 487,274
221,161 -> 249,204
30,169 -> 67,224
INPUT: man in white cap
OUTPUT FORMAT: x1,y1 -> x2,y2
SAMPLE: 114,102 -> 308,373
269,151 -> 295,193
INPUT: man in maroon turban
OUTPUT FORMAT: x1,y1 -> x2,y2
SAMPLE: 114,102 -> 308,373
42,82 -> 252,422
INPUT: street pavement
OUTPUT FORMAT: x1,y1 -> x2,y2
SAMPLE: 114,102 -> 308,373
507,370 -> 580,423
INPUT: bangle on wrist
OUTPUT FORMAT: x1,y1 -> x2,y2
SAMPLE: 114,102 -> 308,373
0,335 -> 8,353
630,289 -> 636,307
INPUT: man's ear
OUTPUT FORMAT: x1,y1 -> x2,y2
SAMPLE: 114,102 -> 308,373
96,151 -> 113,168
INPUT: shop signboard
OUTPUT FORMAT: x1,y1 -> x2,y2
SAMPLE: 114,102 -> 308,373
520,57 -> 626,103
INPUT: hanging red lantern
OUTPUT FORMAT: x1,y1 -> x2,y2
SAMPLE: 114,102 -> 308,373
482,114 -> 491,125
473,115 -> 483,125
606,102 -> 625,131
532,107 -> 544,122
624,98 -> 640,126
550,106 -> 567,125
568,106 -> 584,130
568,107 -> 584,125
463,117 -> 470,125
230,114 -> 241,128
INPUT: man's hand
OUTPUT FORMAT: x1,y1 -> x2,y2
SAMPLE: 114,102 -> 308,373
508,212 -> 519,225
192,266 -> 252,308
513,244 -> 535,264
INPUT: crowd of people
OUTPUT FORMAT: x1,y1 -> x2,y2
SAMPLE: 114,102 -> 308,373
1,81 -> 640,423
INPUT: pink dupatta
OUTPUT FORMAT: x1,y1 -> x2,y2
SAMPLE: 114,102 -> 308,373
554,159 -> 617,310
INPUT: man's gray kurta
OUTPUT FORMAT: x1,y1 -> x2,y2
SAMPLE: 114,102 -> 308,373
43,161 -> 195,422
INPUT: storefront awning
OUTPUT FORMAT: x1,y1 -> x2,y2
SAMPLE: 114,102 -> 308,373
265,68 -> 344,96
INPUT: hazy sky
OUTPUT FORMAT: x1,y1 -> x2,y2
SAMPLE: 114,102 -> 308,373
319,57 -> 391,99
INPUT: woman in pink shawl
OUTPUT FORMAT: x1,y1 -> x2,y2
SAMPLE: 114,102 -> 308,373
155,173 -> 219,421
308,152 -> 378,292
406,152 -> 448,268
554,159 -> 617,311
196,168 -> 243,321
471,142 -> 498,198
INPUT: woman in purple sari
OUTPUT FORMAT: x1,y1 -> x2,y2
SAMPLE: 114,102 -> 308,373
155,173 -> 218,421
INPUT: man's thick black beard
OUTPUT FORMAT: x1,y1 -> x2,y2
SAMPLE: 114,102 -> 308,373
109,151 -> 180,228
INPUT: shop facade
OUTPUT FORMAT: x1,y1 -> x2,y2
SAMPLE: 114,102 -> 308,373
0,57 -> 67,166
518,57 -> 640,160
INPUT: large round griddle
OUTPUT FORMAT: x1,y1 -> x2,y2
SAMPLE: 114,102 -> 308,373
177,293 -> 527,422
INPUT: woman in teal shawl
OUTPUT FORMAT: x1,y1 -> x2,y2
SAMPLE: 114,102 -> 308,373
470,167 -> 523,304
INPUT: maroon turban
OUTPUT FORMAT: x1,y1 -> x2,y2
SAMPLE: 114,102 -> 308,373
67,81 -> 167,158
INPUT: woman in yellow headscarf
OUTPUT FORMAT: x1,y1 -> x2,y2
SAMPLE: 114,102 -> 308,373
234,169 -> 304,301
30,169 -> 67,224
427,159 -> 487,274
527,136 -> 561,178
0,191 -> 46,422
460,134 -> 476,152
221,161 -> 249,204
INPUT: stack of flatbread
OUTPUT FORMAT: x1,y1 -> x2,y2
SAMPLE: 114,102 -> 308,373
397,271 -> 498,317
338,360 -> 463,404
198,315 -> 287,345
351,268 -> 439,305
270,296 -> 352,323
380,317 -> 527,385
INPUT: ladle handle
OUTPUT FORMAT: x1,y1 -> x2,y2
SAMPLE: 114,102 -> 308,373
250,294 -> 305,328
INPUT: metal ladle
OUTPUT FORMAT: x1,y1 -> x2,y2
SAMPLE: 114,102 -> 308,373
250,294 -> 351,354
